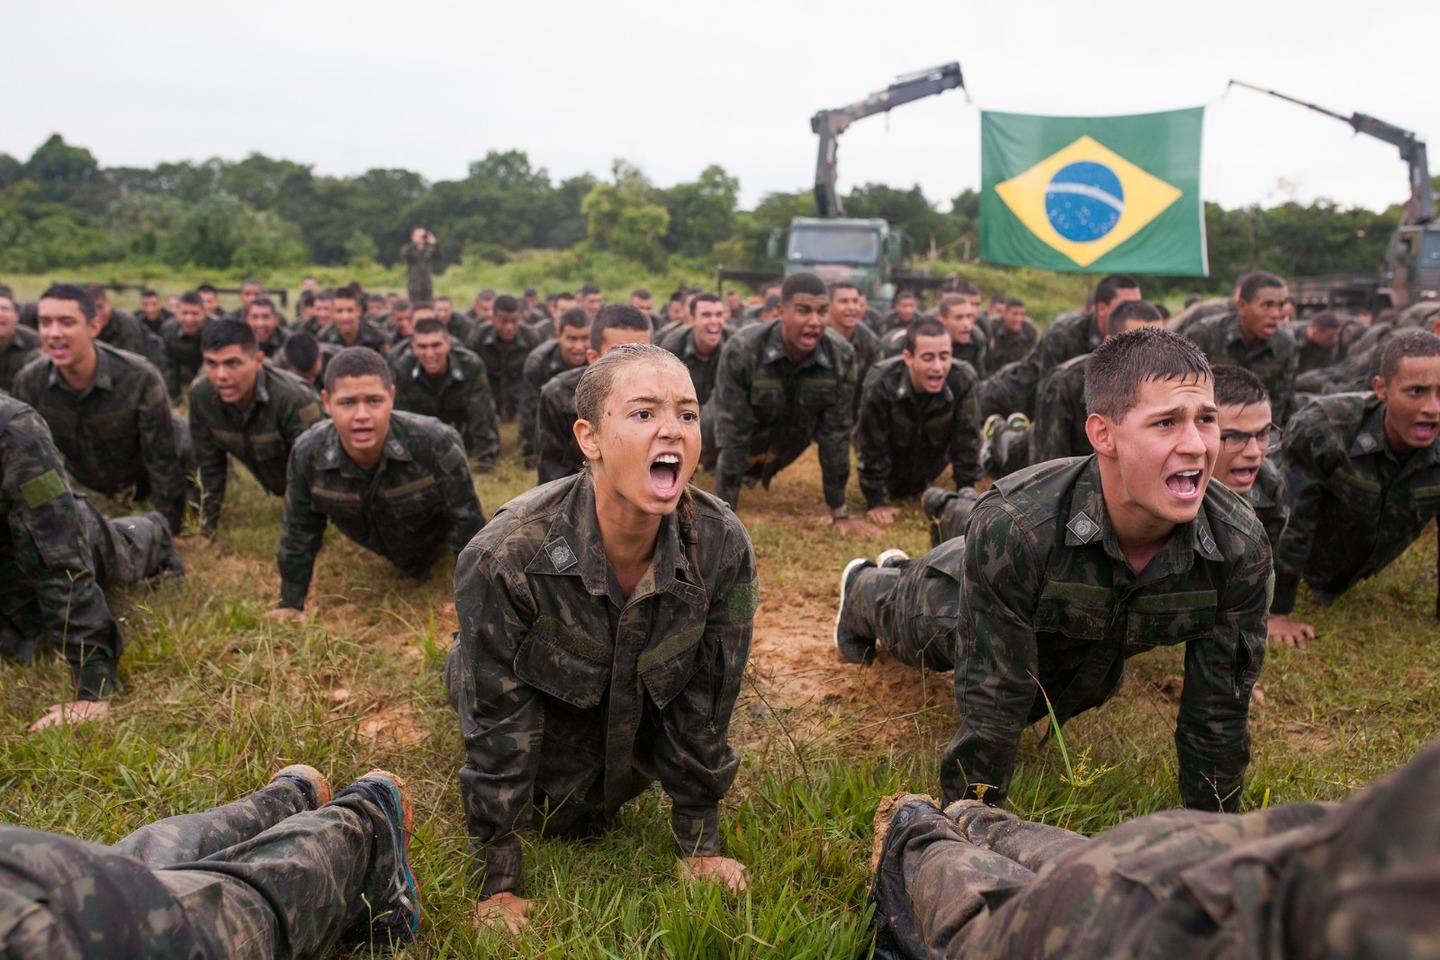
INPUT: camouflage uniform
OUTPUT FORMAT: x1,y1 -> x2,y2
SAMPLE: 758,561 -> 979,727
1273,392 -> 1440,615
1245,457 -> 1290,557
881,327 -> 989,379
842,457 -> 1270,811
444,471 -> 758,896
709,321 -> 858,511
0,775 -> 409,959
986,319 -> 1039,371
275,412 -> 486,610
98,308 -> 167,372
317,320 -> 393,356
841,322 -> 884,417
390,346 -> 500,468
1184,312 -> 1299,425
188,362 -> 324,536
254,325 -> 289,360
856,357 -> 981,508
12,340 -> 187,534
466,322 -> 539,421
535,366 -> 588,484
1295,323 -> 1392,396
137,306 -> 175,337
400,239 -> 441,303
1294,326 -> 1341,375
1034,310 -> 1098,373
871,733 -> 1440,960
1027,353 -> 1091,465
0,325 -> 40,394
158,317 -> 206,401
657,325 -> 729,407
519,341 -> 580,466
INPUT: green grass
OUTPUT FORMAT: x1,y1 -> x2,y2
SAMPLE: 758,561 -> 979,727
5,422 -> 1438,956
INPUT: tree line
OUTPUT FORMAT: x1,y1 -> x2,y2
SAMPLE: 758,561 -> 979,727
0,133 -> 1423,294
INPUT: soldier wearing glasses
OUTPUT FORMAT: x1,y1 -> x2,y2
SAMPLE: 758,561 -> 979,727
1270,330 -> 1440,646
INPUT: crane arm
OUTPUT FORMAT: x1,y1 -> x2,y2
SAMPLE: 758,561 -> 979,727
812,62 -> 965,218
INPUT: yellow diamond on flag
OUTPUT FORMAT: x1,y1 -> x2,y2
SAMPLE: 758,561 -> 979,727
993,136 -> 1182,268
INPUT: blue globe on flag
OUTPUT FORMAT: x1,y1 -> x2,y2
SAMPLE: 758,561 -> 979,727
1044,161 -> 1124,242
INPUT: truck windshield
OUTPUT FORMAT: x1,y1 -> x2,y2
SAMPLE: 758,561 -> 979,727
1421,229 -> 1440,265
788,226 -> 881,265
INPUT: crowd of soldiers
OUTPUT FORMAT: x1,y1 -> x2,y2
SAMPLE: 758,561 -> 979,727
3,228 -> 1440,956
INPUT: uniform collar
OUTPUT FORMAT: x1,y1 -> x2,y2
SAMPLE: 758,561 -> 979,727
526,471 -> 707,608
48,341 -> 115,394
889,361 -> 953,404
409,356 -> 463,384
1062,457 -> 1223,564
316,417 -> 414,473
760,321 -> 832,370
252,363 -> 273,406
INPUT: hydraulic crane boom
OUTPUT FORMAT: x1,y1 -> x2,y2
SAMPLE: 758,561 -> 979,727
1228,79 -> 1433,225
811,62 -> 965,218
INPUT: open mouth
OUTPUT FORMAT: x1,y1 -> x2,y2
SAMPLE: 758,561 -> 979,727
1413,422 -> 1438,443
650,453 -> 682,500
1165,469 -> 1204,500
1227,466 -> 1258,489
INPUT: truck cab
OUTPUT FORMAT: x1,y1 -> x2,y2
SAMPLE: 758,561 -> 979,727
1386,225 -> 1440,307
770,217 -> 903,309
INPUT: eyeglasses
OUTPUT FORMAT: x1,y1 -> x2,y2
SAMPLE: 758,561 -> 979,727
1219,425 -> 1282,453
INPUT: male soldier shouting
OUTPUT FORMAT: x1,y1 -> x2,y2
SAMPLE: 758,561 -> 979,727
392,317 -> 500,470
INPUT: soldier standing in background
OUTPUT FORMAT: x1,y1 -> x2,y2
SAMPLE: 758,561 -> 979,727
401,226 -> 440,304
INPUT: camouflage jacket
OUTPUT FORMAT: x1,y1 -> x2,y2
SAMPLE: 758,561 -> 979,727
856,356 -> 981,507
12,341 -> 185,533
1245,457 -> 1290,558
0,326 -> 40,394
1028,353 -> 1091,465
317,320 -> 393,356
400,240 -> 440,286
137,306 -> 174,336
840,321 -> 883,413
445,471 -> 758,895
710,321 -> 857,510
1034,310 -> 1098,373
98,309 -> 166,371
255,325 -> 289,360
945,456 -> 1271,811
276,412 -> 486,609
1185,312 -> 1299,425
1295,330 -> 1341,376
390,346 -> 500,466
519,341 -> 580,461
658,326 -> 728,407
0,394 -> 121,699
1274,393 -> 1440,614
988,319 -> 1040,371
466,322 -> 539,422
159,318 -> 206,400
884,327 -> 989,380
535,366 -> 586,484
188,363 -> 324,534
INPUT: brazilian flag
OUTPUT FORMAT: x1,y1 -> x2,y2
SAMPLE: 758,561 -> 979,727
980,107 -> 1207,276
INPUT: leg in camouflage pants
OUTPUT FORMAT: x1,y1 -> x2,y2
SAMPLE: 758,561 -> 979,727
0,775 -> 404,959
841,538 -> 966,671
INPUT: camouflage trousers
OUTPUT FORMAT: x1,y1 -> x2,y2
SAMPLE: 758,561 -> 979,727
842,538 -> 965,671
0,778 -> 395,960
922,487 -> 980,547
982,420 -> 1029,481
873,734 -> 1440,959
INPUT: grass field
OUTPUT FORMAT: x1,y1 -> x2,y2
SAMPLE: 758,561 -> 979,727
4,415 -> 1438,958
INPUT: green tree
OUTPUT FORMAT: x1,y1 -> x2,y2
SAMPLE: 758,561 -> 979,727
659,165 -> 739,257
582,161 -> 671,271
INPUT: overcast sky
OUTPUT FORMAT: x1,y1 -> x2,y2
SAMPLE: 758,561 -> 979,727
7,0 -> 1436,216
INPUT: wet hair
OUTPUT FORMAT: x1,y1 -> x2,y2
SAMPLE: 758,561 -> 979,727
179,291 -> 204,308
1155,303 -> 1171,319
412,317 -> 447,337
244,296 -> 276,319
324,346 -> 393,392
904,317 -> 951,354
39,283 -> 97,320
558,306 -> 591,332
590,303 -> 653,351
202,318 -> 257,354
493,294 -> 519,314
1085,327 -> 1212,421
1212,364 -> 1269,408
1238,270 -> 1286,302
689,293 -> 723,316
781,272 -> 827,301
285,334 -> 321,372
1093,274 -> 1140,307
1379,329 -> 1440,384
1106,300 -> 1164,336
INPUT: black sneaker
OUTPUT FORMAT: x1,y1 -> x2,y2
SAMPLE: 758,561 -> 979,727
869,793 -> 945,960
145,512 -> 186,579
335,770 -> 421,950
835,558 -> 877,664
921,487 -> 950,521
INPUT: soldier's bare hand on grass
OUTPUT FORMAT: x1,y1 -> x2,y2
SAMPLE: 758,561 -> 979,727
680,856 -> 749,892
473,892 -> 531,933
29,699 -> 109,732
831,517 -> 882,536
866,506 -> 902,525
1267,614 -> 1314,648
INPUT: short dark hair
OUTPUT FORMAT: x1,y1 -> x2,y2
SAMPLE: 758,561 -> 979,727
689,293 -> 722,316
333,289 -> 360,306
240,278 -> 263,291
493,294 -> 519,314
631,287 -> 652,300
937,293 -> 969,317
412,317 -> 447,337
894,290 -> 918,303
285,334 -> 320,372
201,318 -> 257,354
955,281 -> 980,297
244,296 -> 277,319
1106,300 -> 1164,336
1212,364 -> 1269,408
1084,327 -> 1212,421
1308,310 -> 1341,330
324,346 -> 393,392
1183,293 -> 1203,308
391,298 -> 412,311
1094,274 -> 1140,307
763,295 -> 781,311
829,281 -> 860,297
196,283 -> 218,295
1380,329 -> 1440,384
904,317 -> 951,353
40,283 -> 97,320
578,283 -> 601,297
140,288 -> 159,298
590,304 -> 653,351
179,291 -> 204,308
523,288 -> 537,298
781,272 -> 827,301
558,306 -> 591,332
299,291 -> 316,309
988,294 -> 1008,306
1005,298 -> 1025,309
1238,270 -> 1286,301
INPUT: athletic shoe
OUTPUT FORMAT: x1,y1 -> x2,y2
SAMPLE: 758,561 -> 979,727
876,548 -> 910,569
1006,411 -> 1031,430
835,558 -> 877,664
979,414 -> 1003,476
335,770 -> 421,949
271,763 -> 331,808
